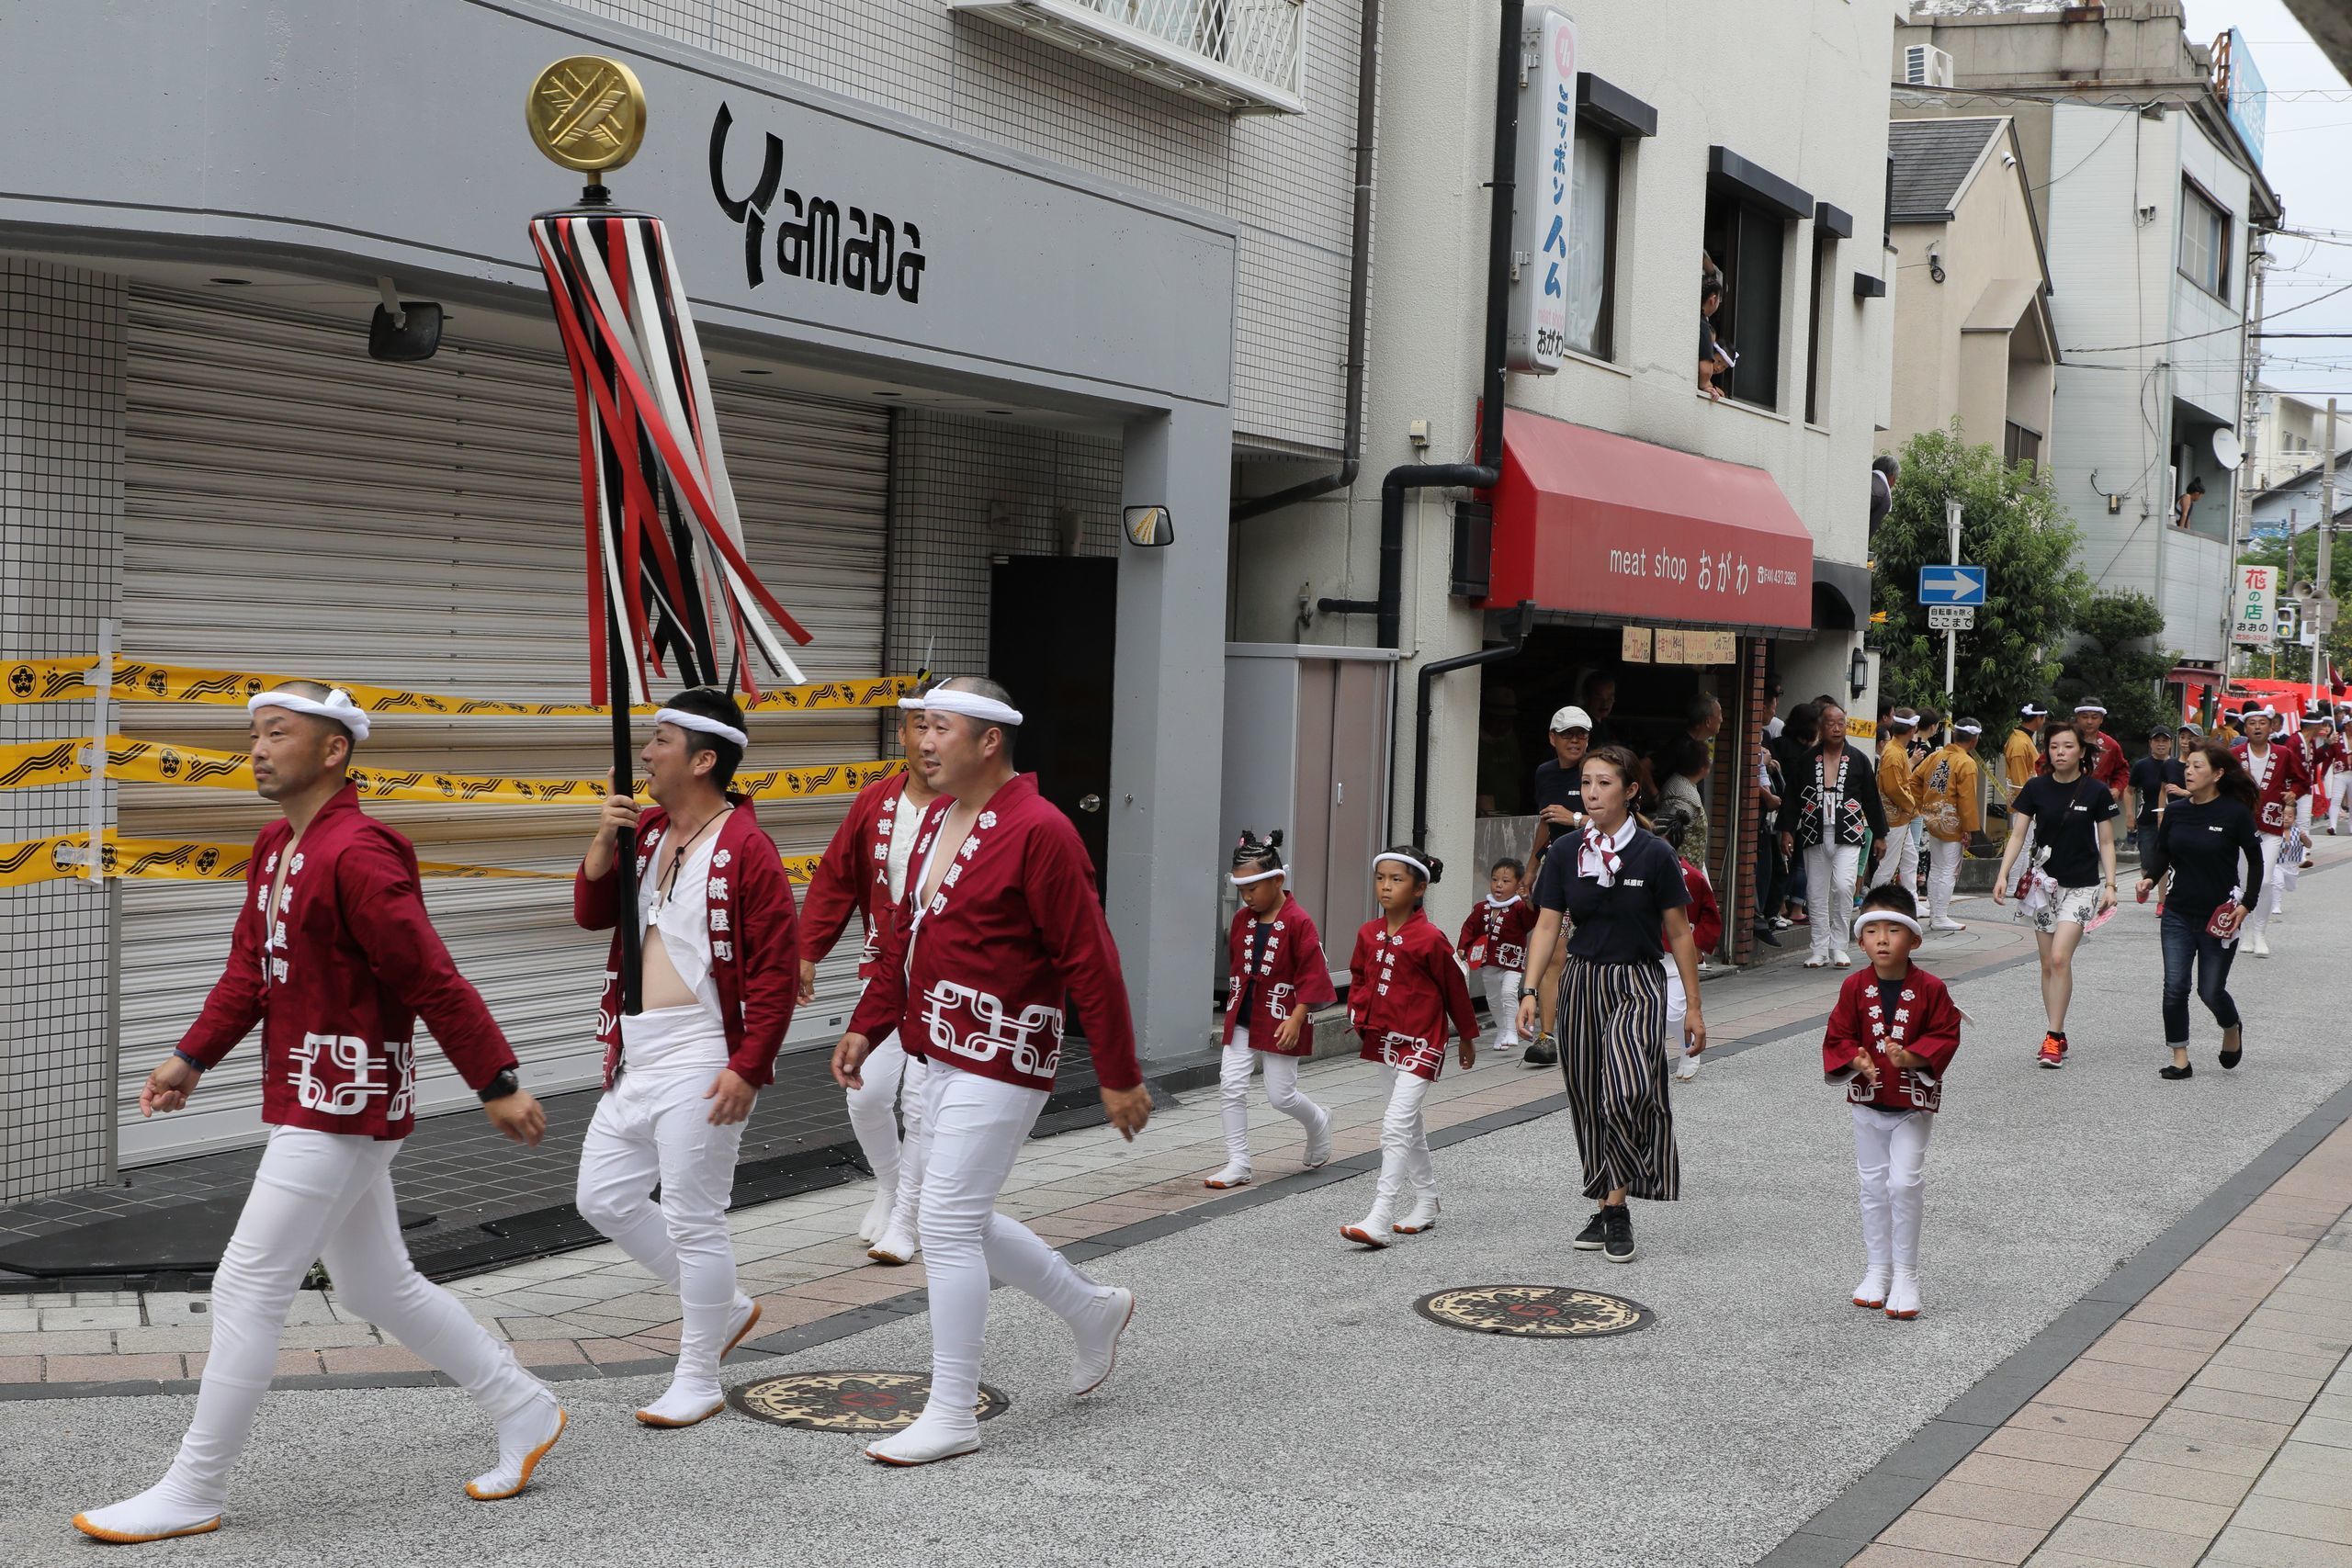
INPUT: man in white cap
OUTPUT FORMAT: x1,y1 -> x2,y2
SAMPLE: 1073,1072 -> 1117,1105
1521,705 -> 1591,1068
574,685 -> 799,1427
74,682 -> 561,1544
833,675 -> 1148,1466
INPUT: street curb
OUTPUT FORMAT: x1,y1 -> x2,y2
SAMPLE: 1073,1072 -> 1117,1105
1751,1069 -> 2352,1568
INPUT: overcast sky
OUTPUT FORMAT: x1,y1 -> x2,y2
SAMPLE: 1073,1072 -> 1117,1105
2180,0 -> 2352,405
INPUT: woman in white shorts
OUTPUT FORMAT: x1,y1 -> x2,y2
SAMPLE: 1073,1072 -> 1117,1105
1993,720 -> 2119,1070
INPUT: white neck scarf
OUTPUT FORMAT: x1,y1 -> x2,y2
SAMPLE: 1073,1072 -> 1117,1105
1579,817 -> 1636,886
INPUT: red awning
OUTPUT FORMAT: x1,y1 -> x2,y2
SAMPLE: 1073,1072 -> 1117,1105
1481,409 -> 1815,630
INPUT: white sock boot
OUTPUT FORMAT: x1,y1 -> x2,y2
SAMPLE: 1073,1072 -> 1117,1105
1069,1285 -> 1135,1395
72,1478 -> 225,1544
1203,1162 -> 1252,1190
1392,1194 -> 1441,1235
1852,1264 -> 1889,1309
865,1404 -> 981,1466
1301,1110 -> 1333,1170
1885,1269 -> 1921,1320
1341,1200 -> 1396,1248
868,1222 -> 919,1265
466,1391 -> 565,1500
856,1191 -> 893,1245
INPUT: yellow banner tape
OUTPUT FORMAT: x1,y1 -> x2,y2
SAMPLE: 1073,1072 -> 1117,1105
0,737 -> 904,807
1,832 -> 821,888
2,658 -> 919,716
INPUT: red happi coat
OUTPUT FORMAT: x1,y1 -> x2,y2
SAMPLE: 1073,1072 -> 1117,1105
1347,909 -> 1478,1082
1221,895 -> 1338,1056
1822,964 -> 1962,1114
574,797 -> 800,1089
848,774 -> 1142,1094
1455,896 -> 1537,973
799,771 -> 928,978
177,784 -> 516,1140
2233,742 -> 2313,836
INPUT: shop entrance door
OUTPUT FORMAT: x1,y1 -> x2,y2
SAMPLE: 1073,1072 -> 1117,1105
989,556 -> 1117,900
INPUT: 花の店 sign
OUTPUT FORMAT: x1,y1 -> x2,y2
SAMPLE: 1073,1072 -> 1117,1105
2232,564 -> 2277,646
1506,6 -> 1577,374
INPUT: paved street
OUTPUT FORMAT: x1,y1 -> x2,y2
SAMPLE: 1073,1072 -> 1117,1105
7,854 -> 2352,1567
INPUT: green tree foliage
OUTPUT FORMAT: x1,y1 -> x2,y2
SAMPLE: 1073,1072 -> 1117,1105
1871,429 -> 2088,732
2057,591 -> 2177,750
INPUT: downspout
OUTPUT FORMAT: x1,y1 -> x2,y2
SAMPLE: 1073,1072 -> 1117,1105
1413,602 -> 1536,850
1230,0 -> 1381,523
1317,0 -> 1522,842
1318,0 -> 1518,646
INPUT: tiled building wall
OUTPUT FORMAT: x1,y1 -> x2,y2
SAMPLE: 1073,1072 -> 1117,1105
0,259 -> 126,1205
882,407 -> 1124,726
554,0 -> 1363,454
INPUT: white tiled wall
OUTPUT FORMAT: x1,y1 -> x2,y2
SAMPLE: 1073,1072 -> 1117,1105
0,258 -> 125,1204
554,0 -> 1364,454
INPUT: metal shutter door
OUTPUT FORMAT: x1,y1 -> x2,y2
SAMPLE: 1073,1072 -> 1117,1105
115,287 -> 888,1165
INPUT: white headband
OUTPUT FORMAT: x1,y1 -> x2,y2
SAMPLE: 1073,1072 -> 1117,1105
1229,867 -> 1285,886
247,687 -> 371,742
911,689 -> 1024,727
653,707 -> 749,749
1374,852 -> 1432,881
2074,704 -> 2106,716
1953,723 -> 1982,736
2020,704 -> 2048,717
1853,909 -> 1925,941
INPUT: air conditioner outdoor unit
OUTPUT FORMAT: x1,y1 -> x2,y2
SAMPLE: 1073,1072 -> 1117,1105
1903,44 -> 1955,88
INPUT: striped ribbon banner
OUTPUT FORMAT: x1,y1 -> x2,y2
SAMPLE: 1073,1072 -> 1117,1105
0,737 -> 904,807
0,658 -> 919,716
0,831 -> 821,888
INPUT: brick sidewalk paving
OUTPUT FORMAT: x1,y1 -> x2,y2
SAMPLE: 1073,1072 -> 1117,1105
1781,1109 -> 2352,1568
0,888 -> 2041,1398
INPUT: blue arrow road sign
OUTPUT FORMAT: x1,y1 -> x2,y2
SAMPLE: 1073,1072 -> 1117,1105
1918,565 -> 1987,606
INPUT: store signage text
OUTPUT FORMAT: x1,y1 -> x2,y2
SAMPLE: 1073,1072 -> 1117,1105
1506,7 -> 1577,374
708,104 -> 927,303
1605,545 -> 1795,600
2231,563 -> 2276,646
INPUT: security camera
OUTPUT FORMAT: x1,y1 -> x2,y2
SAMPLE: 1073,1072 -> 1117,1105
2001,152 -> 2018,168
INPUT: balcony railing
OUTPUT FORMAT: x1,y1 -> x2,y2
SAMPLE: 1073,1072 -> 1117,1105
952,0 -> 1307,115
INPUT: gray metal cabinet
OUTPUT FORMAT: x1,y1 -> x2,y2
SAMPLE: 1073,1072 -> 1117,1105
1220,643 -> 1398,985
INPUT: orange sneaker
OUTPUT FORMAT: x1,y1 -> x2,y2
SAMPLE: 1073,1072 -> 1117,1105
2036,1033 -> 2065,1069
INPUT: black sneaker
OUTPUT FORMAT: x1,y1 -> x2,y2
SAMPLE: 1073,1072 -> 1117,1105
1521,1037 -> 1558,1068
2159,1063 -> 2194,1080
1753,924 -> 1782,948
1572,1211 -> 1607,1250
1602,1204 -> 1636,1263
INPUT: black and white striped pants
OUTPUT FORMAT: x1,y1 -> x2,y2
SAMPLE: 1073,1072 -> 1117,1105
1555,954 -> 1679,1201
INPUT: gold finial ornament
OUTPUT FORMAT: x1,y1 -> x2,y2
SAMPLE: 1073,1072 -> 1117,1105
526,56 -> 648,174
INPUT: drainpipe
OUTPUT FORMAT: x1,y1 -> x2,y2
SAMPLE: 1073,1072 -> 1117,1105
1317,0 -> 1518,647
1412,601 -> 1536,851
1230,0 -> 1381,523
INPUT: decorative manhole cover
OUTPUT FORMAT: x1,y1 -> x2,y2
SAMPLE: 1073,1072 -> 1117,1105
727,1371 -> 1010,1432
1413,1285 -> 1654,1338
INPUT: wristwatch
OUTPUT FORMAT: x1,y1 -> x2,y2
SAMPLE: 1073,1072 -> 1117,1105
1519,987 -> 1540,1001
477,1068 -> 521,1104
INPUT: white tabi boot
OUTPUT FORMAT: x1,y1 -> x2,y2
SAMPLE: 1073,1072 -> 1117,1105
1340,1201 -> 1396,1248
1069,1285 -> 1136,1396
1391,1194 -> 1442,1235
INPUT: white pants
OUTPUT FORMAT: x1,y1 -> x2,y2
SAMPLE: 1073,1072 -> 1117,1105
1661,961 -> 1689,1064
1804,842 -> 1861,961
166,1128 -> 543,1505
575,1059 -> 750,1393
1480,965 -> 1524,1048
2328,768 -> 2346,833
844,1034 -> 929,1236
1852,1103 -> 1933,1276
917,1066 -> 1108,1423
1870,820 -> 1917,892
1217,1030 -> 1329,1173
1372,1066 -> 1437,1206
1925,837 -> 1964,923
2245,833 -> 2288,936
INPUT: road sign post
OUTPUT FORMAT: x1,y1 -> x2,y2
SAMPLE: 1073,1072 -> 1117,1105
1940,497 -> 1965,702
1928,605 -> 1974,630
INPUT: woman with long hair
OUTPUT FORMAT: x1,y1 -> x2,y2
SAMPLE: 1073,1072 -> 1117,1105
2138,742 -> 2264,1080
1993,721 -> 2120,1070
1518,746 -> 1707,1264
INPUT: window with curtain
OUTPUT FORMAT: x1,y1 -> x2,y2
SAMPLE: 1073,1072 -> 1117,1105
2179,179 -> 2231,301
1564,121 -> 1620,360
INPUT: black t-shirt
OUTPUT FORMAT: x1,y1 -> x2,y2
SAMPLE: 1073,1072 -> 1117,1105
1532,824 -> 1690,965
2011,773 -> 2118,887
2127,756 -> 2185,828
1532,758 -> 1585,821
2148,795 -> 2264,924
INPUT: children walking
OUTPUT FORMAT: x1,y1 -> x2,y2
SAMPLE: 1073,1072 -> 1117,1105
1208,830 -> 1338,1190
1457,858 -> 1536,1055
1341,848 -> 1478,1247
1821,886 -> 1963,1321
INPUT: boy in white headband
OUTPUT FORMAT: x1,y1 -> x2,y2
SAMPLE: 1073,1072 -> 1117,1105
1456,855 -> 1536,1055
76,682 -> 561,1543
574,685 -> 800,1427
1821,885 -> 1962,1322
1911,718 -> 1983,933
1208,829 -> 1338,1189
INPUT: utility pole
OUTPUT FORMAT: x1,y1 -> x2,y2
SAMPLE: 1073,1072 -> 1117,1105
2318,398 -> 2338,693
1945,493 -> 1963,704
2228,247 -> 2267,681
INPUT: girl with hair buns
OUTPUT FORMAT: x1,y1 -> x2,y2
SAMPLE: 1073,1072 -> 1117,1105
1518,745 -> 1707,1265
1340,847 -> 1478,1247
1207,831 -> 1338,1190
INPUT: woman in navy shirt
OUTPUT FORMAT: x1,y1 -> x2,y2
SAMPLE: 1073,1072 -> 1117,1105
2137,742 -> 2264,1081
1517,746 -> 1707,1264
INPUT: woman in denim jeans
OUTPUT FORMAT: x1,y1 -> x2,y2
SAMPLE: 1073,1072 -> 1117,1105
2136,742 -> 2264,1082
